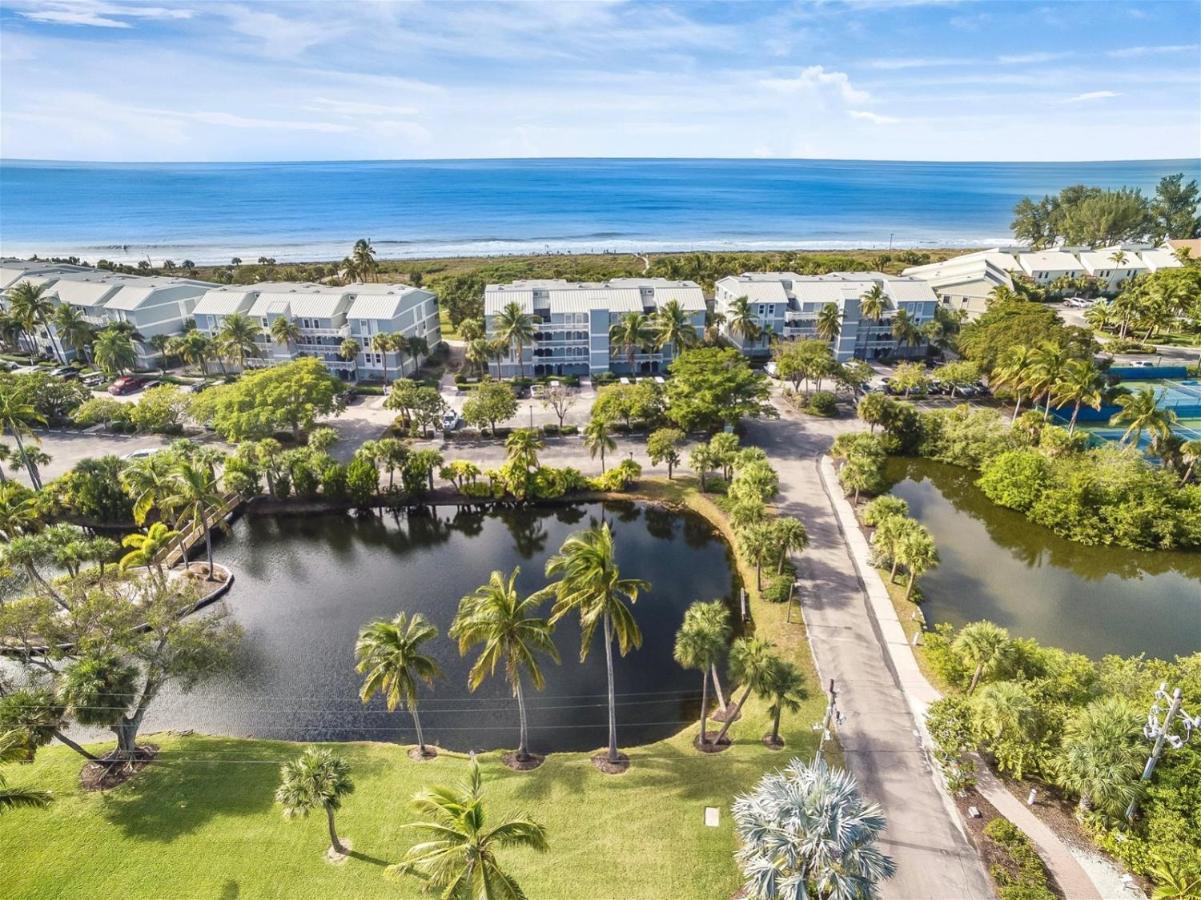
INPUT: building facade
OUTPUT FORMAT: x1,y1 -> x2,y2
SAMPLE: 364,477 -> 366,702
714,272 -> 939,361
902,250 -> 1021,317
484,278 -> 706,377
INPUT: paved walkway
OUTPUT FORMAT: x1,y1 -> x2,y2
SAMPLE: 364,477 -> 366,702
744,411 -> 993,900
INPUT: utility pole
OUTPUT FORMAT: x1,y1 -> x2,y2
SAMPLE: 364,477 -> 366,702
1126,683 -> 1199,822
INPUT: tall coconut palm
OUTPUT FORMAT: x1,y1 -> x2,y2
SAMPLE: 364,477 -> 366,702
713,636 -> 777,745
165,458 -> 223,578
1050,359 -> 1104,433
93,328 -> 136,377
1110,388 -> 1177,447
351,238 -> 378,282
338,338 -> 361,366
372,332 -> 398,381
816,302 -> 842,344
859,282 -> 889,322
450,568 -> 560,763
739,522 -> 777,591
1058,697 -> 1143,820
120,452 -> 178,526
389,758 -> 548,895
275,747 -> 354,855
952,621 -> 1010,693
890,308 -> 921,352
733,755 -> 895,900
119,522 -> 181,585
674,601 -> 729,747
898,524 -> 938,602
1026,341 -> 1072,419
583,417 -> 616,473
504,428 -> 542,474
726,296 -> 761,347
354,612 -> 442,759
270,315 -> 302,352
610,311 -> 653,372
465,337 -> 490,378
6,280 -> 60,364
217,312 -> 261,371
543,523 -> 648,768
762,658 -> 808,748
0,730 -> 51,815
494,301 -> 535,379
992,345 -> 1037,422
653,298 -> 699,354
771,516 -> 808,575
0,391 -> 46,489
51,304 -> 94,364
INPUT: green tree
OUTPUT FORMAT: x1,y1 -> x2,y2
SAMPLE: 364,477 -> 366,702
646,427 -> 684,478
739,522 -> 777,591
816,302 -> 842,343
92,328 -> 137,377
269,316 -> 302,351
890,308 -> 922,352
390,758 -> 548,896
372,332 -> 398,382
51,304 -> 94,364
275,747 -> 354,855
338,338 -> 361,364
991,345 -> 1038,422
1050,359 -> 1104,433
971,680 -> 1039,779
355,612 -> 441,758
762,658 -> 808,748
351,237 -> 378,281
1151,173 -> 1201,240
217,312 -> 261,370
889,360 -> 927,398
771,516 -> 808,574
461,379 -> 517,435
665,347 -> 771,432
859,282 -> 889,322
450,568 -> 560,763
688,443 -> 718,492
583,417 -> 616,473
1110,388 -> 1177,447
170,329 -> 213,377
952,621 -> 1010,694
6,280 -> 59,364
673,600 -> 730,747
165,458 -> 223,578
1058,697 -> 1144,821
898,523 -> 938,601
0,730 -> 51,815
1025,341 -> 1072,419
725,296 -> 761,346
118,522 -> 180,585
494,301 -> 535,379
653,298 -> 699,352
856,392 -> 891,434
0,388 -> 46,489
712,636 -> 779,745
610,311 -> 653,371
188,358 -> 343,441
543,524 -> 648,768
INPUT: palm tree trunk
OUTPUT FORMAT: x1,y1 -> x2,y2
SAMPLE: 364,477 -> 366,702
325,803 -> 345,854
770,702 -> 782,744
713,683 -> 755,745
698,669 -> 709,745
204,526 -> 214,579
1010,393 -> 1023,423
603,612 -> 618,763
53,729 -> 98,761
710,664 -> 727,710
515,673 -> 530,760
968,664 -> 983,694
599,444 -> 606,473
1069,401 -> 1081,433
9,430 -> 41,490
755,561 -> 762,591
412,706 -> 427,756
905,570 -> 918,601
889,555 -> 901,583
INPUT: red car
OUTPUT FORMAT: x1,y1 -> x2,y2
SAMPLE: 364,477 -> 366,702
108,375 -> 149,395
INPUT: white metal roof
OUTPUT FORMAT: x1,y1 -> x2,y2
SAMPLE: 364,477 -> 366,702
193,289 -> 258,317
1078,248 -> 1148,273
1139,248 -> 1185,272
248,284 -> 348,318
484,288 -> 535,317
51,279 -> 121,308
882,278 -> 939,303
1018,251 -> 1086,274
346,286 -> 434,321
717,278 -> 790,303
547,288 -> 643,313
652,286 -> 706,311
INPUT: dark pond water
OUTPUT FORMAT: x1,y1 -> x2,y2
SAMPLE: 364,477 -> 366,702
141,501 -> 740,752
888,459 -> 1201,660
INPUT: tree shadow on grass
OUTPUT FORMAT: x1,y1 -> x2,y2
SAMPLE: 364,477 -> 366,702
348,850 -> 390,867
97,735 -> 283,842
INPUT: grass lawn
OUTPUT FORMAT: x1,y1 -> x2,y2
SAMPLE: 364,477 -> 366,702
0,478 -> 828,900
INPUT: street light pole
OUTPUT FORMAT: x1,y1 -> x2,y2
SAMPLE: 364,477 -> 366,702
1126,683 -> 1199,822
815,679 -> 843,759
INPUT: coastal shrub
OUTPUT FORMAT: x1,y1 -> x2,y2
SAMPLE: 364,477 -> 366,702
321,462 -> 348,500
43,455 -> 133,525
128,385 -> 189,434
761,575 -> 794,604
861,495 -> 908,526
977,450 -> 1051,513
589,459 -> 641,492
345,456 -> 379,508
461,480 -> 501,500
73,396 -> 132,429
918,406 -> 1017,470
222,455 -> 261,498
806,390 -> 838,417
982,819 -> 1055,900
926,696 -> 976,791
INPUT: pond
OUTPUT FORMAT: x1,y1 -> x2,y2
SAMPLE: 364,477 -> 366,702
139,501 -> 740,753
887,459 -> 1201,660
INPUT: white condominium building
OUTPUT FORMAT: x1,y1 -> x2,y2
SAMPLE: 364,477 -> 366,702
1138,247 -> 1186,273
0,260 -> 210,366
713,272 -> 939,361
484,278 -> 706,377
901,250 -> 1021,316
1016,250 -> 1088,284
1077,247 -> 1148,292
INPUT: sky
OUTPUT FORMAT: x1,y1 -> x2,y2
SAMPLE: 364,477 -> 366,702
0,0 -> 1199,162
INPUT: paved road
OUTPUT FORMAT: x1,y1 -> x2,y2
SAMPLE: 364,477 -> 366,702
744,407 -> 992,900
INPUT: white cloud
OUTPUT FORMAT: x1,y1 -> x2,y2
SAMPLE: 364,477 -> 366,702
850,110 -> 900,125
1061,90 -> 1121,103
997,51 -> 1073,64
180,111 -> 352,133
1108,43 -> 1200,58
219,4 -> 346,58
868,57 -> 973,70
12,1 -> 192,28
760,66 -> 870,104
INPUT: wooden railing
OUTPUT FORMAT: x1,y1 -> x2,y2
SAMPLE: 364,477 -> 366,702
158,493 -> 241,569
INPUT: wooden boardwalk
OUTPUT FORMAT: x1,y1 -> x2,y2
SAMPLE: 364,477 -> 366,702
158,494 -> 242,569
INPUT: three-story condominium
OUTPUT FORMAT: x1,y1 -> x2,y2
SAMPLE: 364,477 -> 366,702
714,272 -> 938,361
901,249 -> 1021,316
484,278 -> 706,377
0,261 -> 210,366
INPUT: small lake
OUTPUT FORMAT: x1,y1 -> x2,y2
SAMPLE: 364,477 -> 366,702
887,459 -> 1201,660
140,501 -> 739,752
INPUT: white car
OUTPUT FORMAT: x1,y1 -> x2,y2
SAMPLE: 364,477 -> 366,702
441,411 -> 461,431
122,447 -> 161,461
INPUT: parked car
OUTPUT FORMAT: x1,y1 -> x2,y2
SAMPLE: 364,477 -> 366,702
441,410 -> 461,431
121,447 -> 160,461
187,380 -> 214,394
81,372 -> 106,387
50,365 -> 81,379
109,375 -> 148,395
1130,360 -> 1156,369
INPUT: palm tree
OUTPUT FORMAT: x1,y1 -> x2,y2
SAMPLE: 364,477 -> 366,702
7,280 -> 60,364
504,428 -> 542,474
712,636 -> 777,745
351,238 -> 378,282
406,335 -> 429,375
119,522 -> 181,585
1027,341 -> 1071,419
1110,388 -> 1177,447
816,302 -> 842,344
275,747 -> 354,855
390,758 -> 548,895
543,524 -> 648,769
0,481 -> 39,539
771,517 -> 808,575
992,345 -> 1037,422
372,332 -> 397,381
653,299 -> 698,354
610,311 -> 653,372
217,312 -> 261,371
971,681 -> 1038,778
733,755 -> 895,899
494,301 -> 535,379
1059,697 -> 1143,820
583,418 -> 616,473
674,601 -> 729,747
51,304 -> 94,364
952,621 -> 1010,693
763,658 -> 807,748
338,338 -> 361,366
1110,249 -> 1129,267
93,328 -> 136,377
147,333 -> 173,374
0,391 -> 46,489
165,458 -> 223,578
859,282 -> 889,322
1050,359 -> 1104,433
450,568 -> 560,764
898,525 -> 938,602
890,308 -> 921,352
739,523 -> 776,591
1178,439 -> 1201,485
355,612 -> 441,759
121,452 -> 178,526
0,730 -> 51,815
726,296 -> 761,347
270,315 -> 302,352
465,337 -> 490,378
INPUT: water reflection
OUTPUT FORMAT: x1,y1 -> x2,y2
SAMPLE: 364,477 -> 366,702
887,459 -> 1201,659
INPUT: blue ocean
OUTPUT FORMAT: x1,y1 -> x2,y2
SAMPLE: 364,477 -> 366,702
1,158 -> 1197,265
